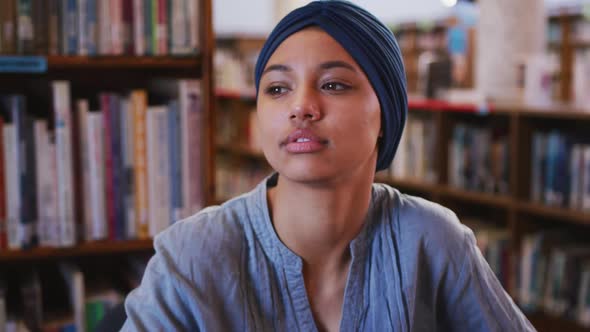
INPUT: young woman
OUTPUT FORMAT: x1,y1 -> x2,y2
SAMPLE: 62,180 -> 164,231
122,1 -> 535,331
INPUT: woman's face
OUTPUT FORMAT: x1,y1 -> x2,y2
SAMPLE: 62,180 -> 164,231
257,27 -> 381,184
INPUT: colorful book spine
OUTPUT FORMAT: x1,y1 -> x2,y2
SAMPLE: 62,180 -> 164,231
133,0 -> 145,55
52,81 -> 75,247
16,0 -> 34,54
132,90 -> 149,239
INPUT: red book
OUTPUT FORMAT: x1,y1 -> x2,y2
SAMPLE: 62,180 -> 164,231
122,0 -> 134,54
157,0 -> 168,54
101,94 -> 116,240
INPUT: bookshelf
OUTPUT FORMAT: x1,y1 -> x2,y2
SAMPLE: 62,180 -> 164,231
0,0 -> 215,329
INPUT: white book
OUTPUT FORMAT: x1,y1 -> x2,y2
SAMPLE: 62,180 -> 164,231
147,107 -> 171,237
133,0 -> 145,55
59,263 -> 85,332
78,0 -> 89,55
33,120 -> 51,247
179,80 -> 203,218
110,0 -> 123,55
187,0 -> 200,53
170,0 -> 188,54
52,81 -> 75,247
3,125 -> 19,250
77,100 -> 92,242
87,112 -> 107,241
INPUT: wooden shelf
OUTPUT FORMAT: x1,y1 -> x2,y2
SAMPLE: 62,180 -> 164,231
0,239 -> 154,262
527,311 -> 590,332
215,87 -> 257,101
375,175 -> 439,193
440,186 -> 512,208
217,143 -> 266,161
518,202 -> 590,225
46,55 -> 201,69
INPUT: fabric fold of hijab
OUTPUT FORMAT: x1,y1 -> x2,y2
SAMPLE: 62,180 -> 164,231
254,0 -> 408,171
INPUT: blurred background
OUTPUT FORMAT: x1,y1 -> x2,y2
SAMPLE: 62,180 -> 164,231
0,0 -> 589,331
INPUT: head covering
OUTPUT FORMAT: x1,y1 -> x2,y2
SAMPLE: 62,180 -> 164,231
254,0 -> 407,171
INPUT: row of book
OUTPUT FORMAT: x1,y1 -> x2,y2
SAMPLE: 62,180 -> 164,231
0,0 -> 199,56
448,123 -> 510,195
519,230 -> 590,327
530,130 -> 590,211
0,79 -> 206,251
0,256 -> 147,332
465,220 -> 590,327
386,113 -> 438,184
215,156 -> 268,201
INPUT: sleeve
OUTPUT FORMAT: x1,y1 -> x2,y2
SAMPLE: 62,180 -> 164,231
120,235 -> 200,332
442,228 -> 537,332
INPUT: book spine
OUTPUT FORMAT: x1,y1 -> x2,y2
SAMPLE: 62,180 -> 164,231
77,100 -> 91,241
52,81 -> 75,247
155,107 -> 171,233
583,146 -> 590,211
156,0 -> 167,55
151,0 -> 157,55
121,98 -> 136,239
20,107 -> 37,249
146,108 -> 158,236
132,91 -> 149,239
2,124 -> 19,250
167,101 -> 182,222
16,0 -> 34,54
64,0 -> 77,55
86,0 -> 98,55
122,0 -> 134,54
109,95 -> 126,240
133,0 -> 145,55
98,0 -> 111,54
33,120 -> 49,247
77,0 -> 88,55
87,111 -> 107,240
187,0 -> 199,53
180,80 -> 203,217
32,0 -> 48,54
143,0 -> 152,55
48,0 -> 60,55
101,93 -> 116,240
110,0 -> 123,55
0,116 -> 5,250
0,0 -> 17,54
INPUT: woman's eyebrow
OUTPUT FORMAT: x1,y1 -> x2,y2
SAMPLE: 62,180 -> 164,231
262,64 -> 291,77
319,61 -> 357,72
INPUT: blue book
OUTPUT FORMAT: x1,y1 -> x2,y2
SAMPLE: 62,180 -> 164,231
109,95 -> 126,240
62,0 -> 77,55
86,0 -> 98,55
168,101 -> 182,223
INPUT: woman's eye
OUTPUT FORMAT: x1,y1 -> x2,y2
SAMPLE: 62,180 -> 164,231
321,82 -> 350,91
265,86 -> 288,96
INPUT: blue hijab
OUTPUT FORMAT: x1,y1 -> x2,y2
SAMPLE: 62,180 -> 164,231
254,0 -> 407,171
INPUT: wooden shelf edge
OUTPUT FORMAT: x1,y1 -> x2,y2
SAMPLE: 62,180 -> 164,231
375,176 -> 439,193
46,55 -> 201,69
527,311 -> 590,332
215,87 -> 257,100
440,186 -> 512,208
518,201 -> 590,225
0,239 -> 154,262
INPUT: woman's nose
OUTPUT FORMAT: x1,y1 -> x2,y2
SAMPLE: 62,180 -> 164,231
289,88 -> 322,123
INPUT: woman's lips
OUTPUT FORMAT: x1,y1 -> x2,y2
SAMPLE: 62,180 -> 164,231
282,129 -> 328,153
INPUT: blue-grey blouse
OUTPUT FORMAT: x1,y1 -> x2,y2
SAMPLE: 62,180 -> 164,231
121,174 -> 535,331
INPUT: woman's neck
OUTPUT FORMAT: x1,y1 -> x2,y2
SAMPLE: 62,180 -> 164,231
267,171 -> 374,270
